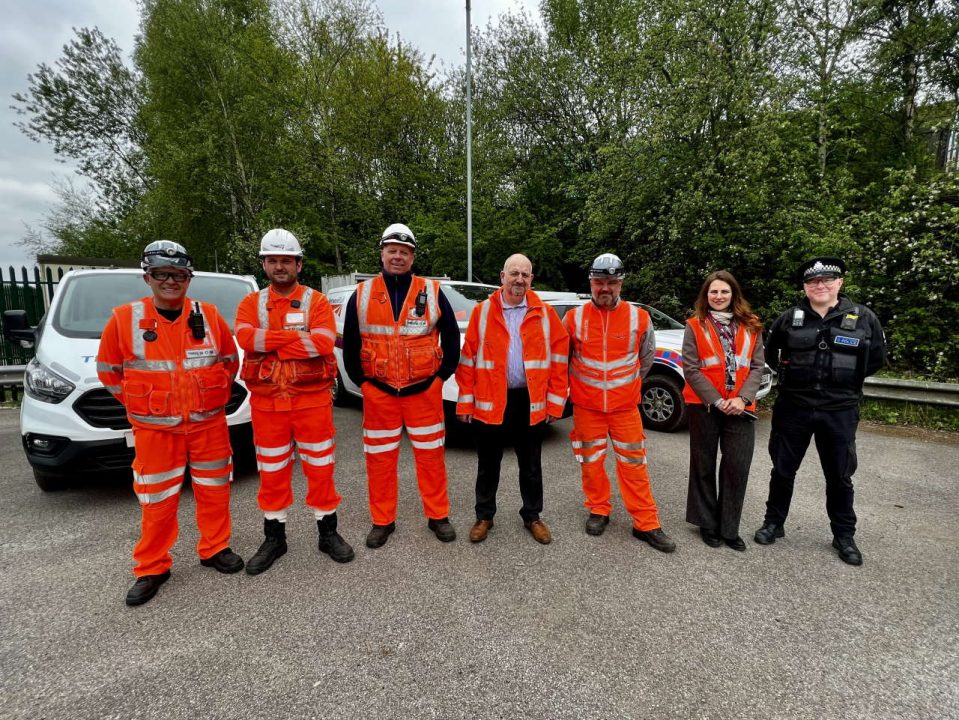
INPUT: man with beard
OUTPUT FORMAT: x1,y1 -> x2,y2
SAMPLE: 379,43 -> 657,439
235,229 -> 353,575
564,254 -> 676,552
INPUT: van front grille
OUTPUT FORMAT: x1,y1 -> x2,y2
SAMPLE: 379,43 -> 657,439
74,383 -> 248,430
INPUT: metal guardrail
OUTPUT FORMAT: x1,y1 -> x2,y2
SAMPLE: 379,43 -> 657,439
1,364 -> 956,407
0,364 -> 26,386
863,376 -> 959,407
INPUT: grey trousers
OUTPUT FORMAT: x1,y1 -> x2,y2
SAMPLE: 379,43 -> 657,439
685,404 -> 755,539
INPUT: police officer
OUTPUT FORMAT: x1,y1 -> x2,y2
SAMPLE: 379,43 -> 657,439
754,257 -> 885,565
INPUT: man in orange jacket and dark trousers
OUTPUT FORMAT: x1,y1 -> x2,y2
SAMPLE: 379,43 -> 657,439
564,254 -> 675,552
98,241 -> 244,606
457,254 -> 569,545
235,229 -> 353,575
341,223 -> 461,549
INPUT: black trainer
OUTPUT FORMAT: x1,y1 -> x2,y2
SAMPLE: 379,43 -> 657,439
832,536 -> 863,566
125,570 -> 171,606
754,522 -> 785,545
200,547 -> 244,574
366,522 -> 396,549
632,527 -> 677,553
318,513 -> 355,563
246,519 -> 288,575
427,517 -> 457,542
586,513 -> 610,536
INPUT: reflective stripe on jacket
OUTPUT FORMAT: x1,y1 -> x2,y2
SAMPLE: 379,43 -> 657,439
456,289 -> 569,425
235,283 -> 337,402
97,297 -> 239,430
681,317 -> 757,410
566,301 -> 651,413
357,274 -> 443,390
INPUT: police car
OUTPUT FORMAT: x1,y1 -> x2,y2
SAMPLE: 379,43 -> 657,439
542,294 -> 774,432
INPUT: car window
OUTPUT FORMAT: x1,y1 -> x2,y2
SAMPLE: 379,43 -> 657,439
549,304 -> 578,320
52,273 -> 255,338
441,283 -> 498,321
636,303 -> 684,331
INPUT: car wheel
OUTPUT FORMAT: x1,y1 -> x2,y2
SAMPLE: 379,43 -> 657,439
640,375 -> 688,433
332,371 -> 349,407
33,467 -> 69,492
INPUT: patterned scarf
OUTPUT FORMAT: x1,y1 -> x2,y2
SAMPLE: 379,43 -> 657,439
709,311 -> 736,390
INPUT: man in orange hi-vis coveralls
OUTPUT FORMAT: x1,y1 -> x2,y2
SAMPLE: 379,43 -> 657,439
456,254 -> 569,545
97,241 -> 244,606
564,253 -> 676,553
235,228 -> 353,575
342,223 -> 461,549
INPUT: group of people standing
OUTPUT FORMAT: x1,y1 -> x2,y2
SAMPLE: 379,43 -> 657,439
97,225 -> 885,607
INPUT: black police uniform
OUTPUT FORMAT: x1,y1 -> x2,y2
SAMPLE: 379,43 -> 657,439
762,294 -> 885,538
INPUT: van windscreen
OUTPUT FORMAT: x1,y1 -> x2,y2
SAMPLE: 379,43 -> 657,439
53,273 -> 255,338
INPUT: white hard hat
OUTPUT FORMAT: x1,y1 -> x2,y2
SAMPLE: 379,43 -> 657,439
259,228 -> 303,257
380,223 -> 417,250
142,240 -> 193,270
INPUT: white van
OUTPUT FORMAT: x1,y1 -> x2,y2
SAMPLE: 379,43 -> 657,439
2,268 -> 258,491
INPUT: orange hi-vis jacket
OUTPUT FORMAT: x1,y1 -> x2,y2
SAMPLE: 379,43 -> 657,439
97,297 -> 239,431
356,274 -> 443,390
682,317 -> 758,411
235,283 -> 337,410
565,301 -> 652,413
456,289 -> 569,425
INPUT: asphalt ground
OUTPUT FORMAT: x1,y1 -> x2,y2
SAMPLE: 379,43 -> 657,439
0,405 -> 956,720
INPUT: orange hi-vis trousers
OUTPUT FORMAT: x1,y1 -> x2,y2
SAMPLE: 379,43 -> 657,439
361,379 -> 450,525
130,422 -> 233,577
251,404 -> 340,514
569,405 -> 661,531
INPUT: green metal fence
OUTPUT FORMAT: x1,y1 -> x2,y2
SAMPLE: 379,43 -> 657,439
1,265 -> 64,366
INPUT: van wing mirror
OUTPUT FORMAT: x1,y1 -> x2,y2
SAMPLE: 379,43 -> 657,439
3,310 -> 36,348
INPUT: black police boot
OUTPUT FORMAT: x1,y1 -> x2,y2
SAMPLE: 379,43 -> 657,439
754,522 -> 785,545
832,535 -> 863,566
317,513 -> 355,563
246,519 -> 288,575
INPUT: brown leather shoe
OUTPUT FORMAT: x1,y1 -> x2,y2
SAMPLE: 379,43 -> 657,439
524,519 -> 552,545
469,519 -> 493,543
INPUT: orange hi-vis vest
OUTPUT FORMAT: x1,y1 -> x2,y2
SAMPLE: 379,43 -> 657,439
357,274 -> 443,390
456,289 -> 569,425
682,317 -> 758,410
236,284 -> 337,400
97,297 -> 238,431
567,300 -> 650,413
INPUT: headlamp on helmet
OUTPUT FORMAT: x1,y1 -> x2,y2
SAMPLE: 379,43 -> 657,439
589,253 -> 625,279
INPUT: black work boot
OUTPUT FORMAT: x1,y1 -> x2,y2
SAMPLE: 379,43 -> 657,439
317,513 -> 355,563
427,517 -> 457,542
832,535 -> 863,566
366,522 -> 396,549
586,513 -> 610,536
125,570 -> 170,607
246,519 -> 288,575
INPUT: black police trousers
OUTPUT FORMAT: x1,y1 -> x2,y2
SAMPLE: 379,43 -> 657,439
763,394 -> 859,537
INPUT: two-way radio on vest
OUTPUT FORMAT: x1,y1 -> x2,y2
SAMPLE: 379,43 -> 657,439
188,302 -> 206,340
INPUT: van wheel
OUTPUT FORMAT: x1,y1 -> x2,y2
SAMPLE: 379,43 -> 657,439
33,468 -> 69,492
640,375 -> 687,433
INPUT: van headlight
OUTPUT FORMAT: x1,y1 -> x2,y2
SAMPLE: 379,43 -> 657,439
24,358 -> 76,404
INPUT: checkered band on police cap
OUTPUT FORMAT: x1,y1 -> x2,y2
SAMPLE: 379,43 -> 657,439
800,256 -> 846,281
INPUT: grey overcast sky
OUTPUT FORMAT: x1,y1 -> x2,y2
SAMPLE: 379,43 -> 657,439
0,0 -> 536,268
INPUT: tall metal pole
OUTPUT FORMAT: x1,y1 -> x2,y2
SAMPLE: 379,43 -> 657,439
465,0 -> 473,282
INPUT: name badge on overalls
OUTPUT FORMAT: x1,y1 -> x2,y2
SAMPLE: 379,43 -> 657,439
840,313 -> 859,331
285,312 -> 305,325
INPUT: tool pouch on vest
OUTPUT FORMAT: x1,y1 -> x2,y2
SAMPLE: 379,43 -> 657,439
287,355 -> 337,386
406,345 -> 442,382
360,347 -> 387,380
121,380 -> 153,416
782,325 -> 819,388
240,354 -> 277,385
193,368 -> 231,412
